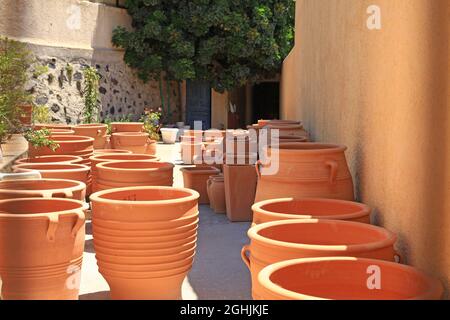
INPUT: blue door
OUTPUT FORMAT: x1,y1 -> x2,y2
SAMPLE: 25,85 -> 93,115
186,80 -> 211,130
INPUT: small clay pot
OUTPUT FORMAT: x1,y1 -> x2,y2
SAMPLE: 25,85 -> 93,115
18,104 -> 33,126
257,257 -> 444,300
181,166 -> 221,204
209,176 -> 226,214
15,155 -> 83,165
13,163 -> 90,186
73,124 -> 108,149
110,122 -> 144,133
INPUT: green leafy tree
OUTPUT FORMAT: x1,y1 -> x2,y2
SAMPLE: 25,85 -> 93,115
112,0 -> 295,113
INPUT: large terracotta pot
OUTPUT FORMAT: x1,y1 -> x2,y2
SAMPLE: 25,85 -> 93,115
242,219 -> 399,299
223,163 -> 257,222
15,155 -> 83,165
13,163 -> 90,186
181,166 -> 220,204
255,143 -> 355,202
95,160 -> 174,191
111,132 -> 154,154
73,124 -> 108,149
252,198 -> 371,225
0,198 -> 86,300
111,122 -> 144,133
90,186 -> 199,300
208,175 -> 226,214
93,149 -> 132,155
0,179 -> 86,201
257,257 -> 444,300
265,123 -> 309,140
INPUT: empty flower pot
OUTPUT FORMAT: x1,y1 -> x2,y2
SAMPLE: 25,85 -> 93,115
242,219 -> 399,299
255,143 -> 355,202
208,175 -> 226,214
95,161 -> 173,191
257,257 -> 443,300
252,198 -> 371,225
160,128 -> 179,144
73,124 -> 108,149
13,163 -> 90,186
0,198 -> 86,300
15,155 -> 83,165
181,166 -> 221,204
111,122 -> 144,133
0,179 -> 86,201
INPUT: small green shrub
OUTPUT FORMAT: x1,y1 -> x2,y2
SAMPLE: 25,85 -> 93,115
24,128 -> 59,151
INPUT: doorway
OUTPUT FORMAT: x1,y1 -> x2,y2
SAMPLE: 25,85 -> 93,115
252,82 -> 280,123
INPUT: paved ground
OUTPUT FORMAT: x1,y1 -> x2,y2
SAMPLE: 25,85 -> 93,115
79,143 -> 252,300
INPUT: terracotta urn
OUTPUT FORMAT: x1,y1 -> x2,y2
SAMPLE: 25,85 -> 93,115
181,166 -> 221,204
255,143 -> 355,202
13,163 -> 90,186
0,198 -> 86,300
93,149 -> 133,155
242,219 -> 400,299
18,104 -> 33,126
15,155 -> 83,165
0,179 -> 86,201
110,122 -> 144,133
90,186 -> 199,299
95,160 -> 174,191
252,198 -> 371,226
257,257 -> 444,300
208,175 -> 226,214
111,132 -> 154,154
73,124 -> 108,149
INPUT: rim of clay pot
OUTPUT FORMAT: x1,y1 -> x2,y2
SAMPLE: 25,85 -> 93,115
93,149 -> 133,155
49,135 -> 95,143
252,198 -> 371,221
110,122 -> 144,126
111,132 -> 149,138
0,179 -> 86,197
13,163 -> 91,173
49,129 -> 75,134
0,198 -> 88,218
74,123 -> 107,129
90,186 -> 200,206
258,257 -> 444,300
98,261 -> 192,279
268,142 -> 347,154
90,154 -> 159,163
248,219 -> 397,253
180,166 -> 221,174
15,155 -> 83,165
95,160 -> 173,173
279,135 -> 308,142
34,124 -> 72,130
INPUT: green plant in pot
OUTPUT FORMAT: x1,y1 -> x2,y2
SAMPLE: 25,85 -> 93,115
141,108 -> 161,141
24,128 -> 60,152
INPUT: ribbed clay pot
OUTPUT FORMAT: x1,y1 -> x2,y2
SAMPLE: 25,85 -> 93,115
223,161 -> 257,222
95,160 -> 174,191
242,219 -> 399,299
13,163 -> 90,186
208,175 -> 226,214
15,155 -> 83,165
73,124 -> 108,149
111,132 -> 155,154
90,186 -> 199,299
255,143 -> 355,202
0,198 -> 86,300
252,198 -> 371,226
0,179 -> 86,201
93,149 -> 132,155
110,122 -> 144,133
257,257 -> 443,300
181,166 -> 221,204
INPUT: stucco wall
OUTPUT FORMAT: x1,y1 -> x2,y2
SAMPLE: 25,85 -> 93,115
281,0 -> 449,295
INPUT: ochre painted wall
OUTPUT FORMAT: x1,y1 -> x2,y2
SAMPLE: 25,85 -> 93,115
281,0 -> 449,295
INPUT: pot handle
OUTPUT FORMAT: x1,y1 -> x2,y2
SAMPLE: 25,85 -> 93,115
255,160 -> 263,179
97,129 -> 103,136
71,209 -> 86,238
394,251 -> 402,263
40,189 -> 74,199
46,213 -> 59,242
325,160 -> 338,184
241,244 -> 251,270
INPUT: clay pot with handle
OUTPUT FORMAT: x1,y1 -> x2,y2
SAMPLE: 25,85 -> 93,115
73,124 -> 108,149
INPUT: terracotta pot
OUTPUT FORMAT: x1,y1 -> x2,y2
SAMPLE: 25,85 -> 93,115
242,219 -> 399,299
0,198 -> 86,300
28,135 -> 94,158
13,163 -> 90,186
266,123 -> 309,139
34,124 -> 72,130
73,124 -> 108,149
255,143 -> 355,202
257,257 -> 444,300
181,142 -> 203,164
258,119 -> 270,127
207,175 -> 220,210
146,139 -> 157,155
279,135 -> 308,143
223,164 -> 257,222
268,120 -> 302,125
95,161 -> 173,191
18,104 -> 33,126
208,176 -> 226,214
252,198 -> 371,225
15,155 -> 83,165
94,149 -> 132,155
184,130 -> 203,138
111,132 -> 154,154
48,129 -> 75,135
111,122 -> 144,133
0,179 -> 86,201
181,166 -> 221,204
90,186 -> 199,300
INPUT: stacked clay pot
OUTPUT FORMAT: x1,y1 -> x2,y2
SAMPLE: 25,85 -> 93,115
242,219 -> 400,299
257,257 -> 443,300
255,143 -> 355,202
90,154 -> 160,193
0,179 -> 86,201
95,160 -> 174,191
181,166 -> 220,204
207,175 -> 226,214
15,155 -> 83,165
90,186 -> 200,299
73,124 -> 108,149
0,198 -> 86,300
111,132 -> 157,155
252,198 -> 371,226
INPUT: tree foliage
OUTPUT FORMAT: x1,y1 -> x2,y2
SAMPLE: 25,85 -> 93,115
112,0 -> 295,92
